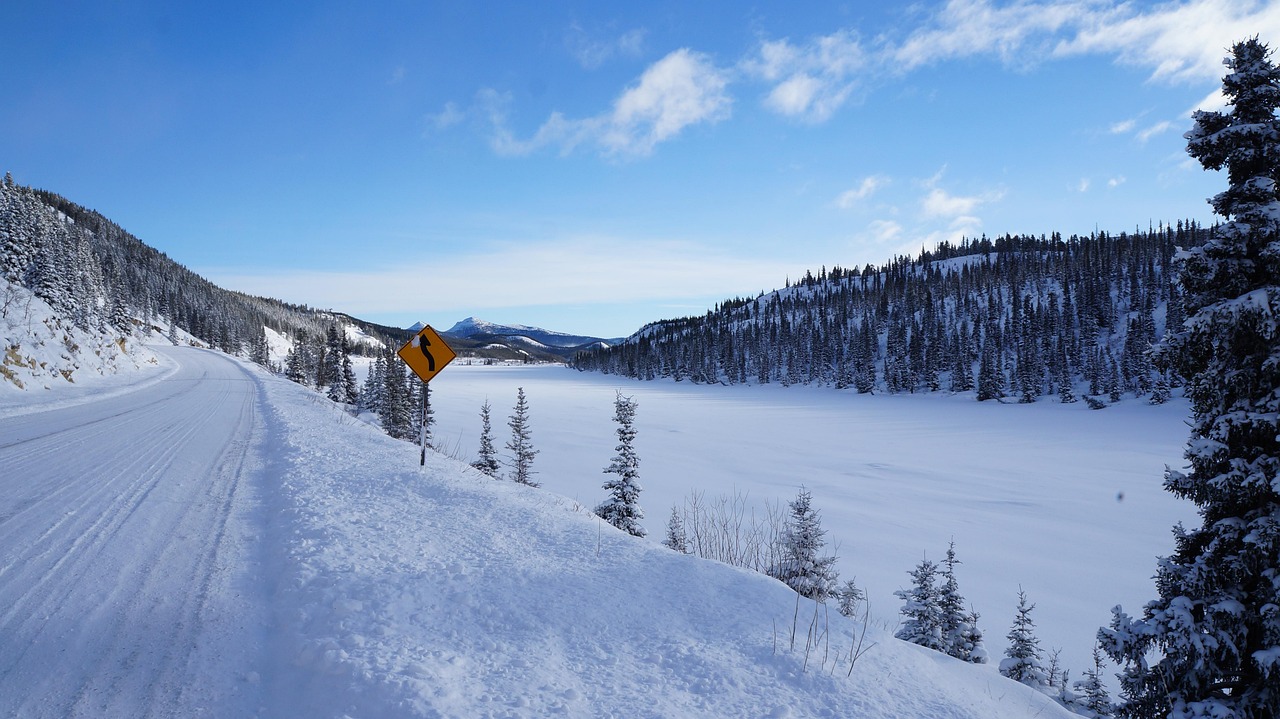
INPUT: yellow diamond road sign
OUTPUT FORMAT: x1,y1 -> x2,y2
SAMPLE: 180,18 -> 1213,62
397,325 -> 456,383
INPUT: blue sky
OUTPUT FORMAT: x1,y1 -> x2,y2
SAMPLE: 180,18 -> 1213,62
4,1 -> 1278,338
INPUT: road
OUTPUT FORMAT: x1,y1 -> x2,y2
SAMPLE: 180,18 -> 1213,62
0,346 -> 272,718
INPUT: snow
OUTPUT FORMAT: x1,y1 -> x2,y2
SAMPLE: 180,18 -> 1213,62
423,363 -> 1198,689
0,279 -> 160,416
0,343 -> 1086,718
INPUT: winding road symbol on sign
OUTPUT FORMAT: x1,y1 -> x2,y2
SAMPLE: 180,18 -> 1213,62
397,325 -> 456,383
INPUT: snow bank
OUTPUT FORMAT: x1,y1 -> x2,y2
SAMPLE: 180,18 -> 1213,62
255,365 -> 1077,718
0,278 -> 162,416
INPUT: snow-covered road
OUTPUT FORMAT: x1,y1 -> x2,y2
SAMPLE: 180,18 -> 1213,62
0,346 -> 271,718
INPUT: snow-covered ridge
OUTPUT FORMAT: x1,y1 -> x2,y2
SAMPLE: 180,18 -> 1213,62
443,316 -> 611,348
0,279 -> 158,402
255,362 -> 1079,718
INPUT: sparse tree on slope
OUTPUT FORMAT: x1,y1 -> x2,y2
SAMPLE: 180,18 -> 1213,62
596,392 -> 645,537
1071,643 -> 1115,719
663,506 -> 688,553
836,578 -> 865,618
505,387 -> 540,486
1101,38 -> 1280,719
471,399 -> 501,477
1001,588 -> 1049,690
938,541 -> 987,663
895,557 -> 945,652
769,487 -> 839,601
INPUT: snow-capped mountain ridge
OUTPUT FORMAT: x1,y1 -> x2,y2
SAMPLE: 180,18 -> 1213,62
443,316 -> 614,348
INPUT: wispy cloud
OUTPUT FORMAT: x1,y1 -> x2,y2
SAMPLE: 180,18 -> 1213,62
895,0 -> 1090,71
742,30 -> 865,122
203,237 -> 799,316
835,175 -> 888,208
481,49 -> 730,157
1137,120 -> 1173,143
893,0 -> 1280,85
463,0 -> 1276,159
1109,118 -> 1137,134
922,187 -> 1005,217
1108,175 -> 1126,188
565,24 -> 647,69
1054,0 -> 1280,84
427,101 -> 465,132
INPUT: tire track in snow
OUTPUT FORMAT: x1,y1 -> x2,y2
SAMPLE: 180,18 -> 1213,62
0,347 -> 272,718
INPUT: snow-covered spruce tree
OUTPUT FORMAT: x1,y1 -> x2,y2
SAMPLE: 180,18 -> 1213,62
470,399 -> 500,477
938,541 -> 987,663
895,557 -> 945,652
1071,643 -> 1115,719
1001,588 -> 1049,690
768,487 -> 839,601
663,505 -> 689,553
836,578 -> 865,618
596,392 -> 645,537
1100,38 -> 1280,719
505,387 -> 540,486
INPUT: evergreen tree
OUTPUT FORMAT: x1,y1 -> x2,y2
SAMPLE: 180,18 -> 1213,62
1071,643 -> 1115,719
895,557 -> 945,652
505,387 -> 540,486
663,505 -> 689,553
1000,588 -> 1049,690
284,345 -> 306,384
769,487 -> 839,601
836,578 -> 865,619
470,399 -> 500,477
938,541 -> 987,663
595,392 -> 645,537
1101,38 -> 1280,719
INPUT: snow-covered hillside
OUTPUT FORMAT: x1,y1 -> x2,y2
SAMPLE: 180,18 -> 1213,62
0,278 -> 158,406
0,345 -> 1078,718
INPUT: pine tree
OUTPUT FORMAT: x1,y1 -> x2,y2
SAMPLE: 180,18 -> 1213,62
769,487 -> 839,601
284,345 -> 306,384
595,392 -> 645,537
1071,643 -> 1115,719
836,578 -> 865,618
938,541 -> 987,663
470,399 -> 500,477
895,557 -> 945,652
1000,588 -> 1049,690
663,505 -> 689,553
505,387 -> 539,486
1101,38 -> 1280,719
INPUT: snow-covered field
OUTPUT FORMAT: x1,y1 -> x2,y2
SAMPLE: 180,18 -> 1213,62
425,363 -> 1198,689
0,346 -> 1089,718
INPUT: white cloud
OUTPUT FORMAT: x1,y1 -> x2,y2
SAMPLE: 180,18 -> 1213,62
868,219 -> 903,243
743,30 -> 865,122
891,0 -> 1280,87
835,175 -> 888,208
600,49 -> 732,155
203,237 -> 796,316
565,24 -> 647,69
922,186 -> 1005,218
428,101 -> 465,132
1109,118 -> 1137,134
1054,0 -> 1280,84
1108,175 -> 1126,188
481,50 -> 730,157
895,0 -> 1090,71
1137,120 -> 1173,143
1077,178 -> 1090,192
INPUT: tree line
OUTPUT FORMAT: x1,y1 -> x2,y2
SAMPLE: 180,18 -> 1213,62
0,175 -> 407,362
572,223 -> 1206,405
